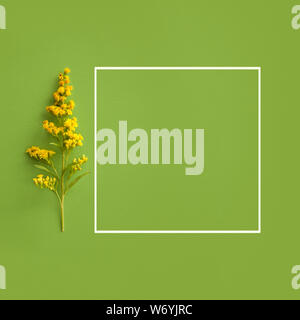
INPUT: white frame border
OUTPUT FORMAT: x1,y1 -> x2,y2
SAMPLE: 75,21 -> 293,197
94,67 -> 262,235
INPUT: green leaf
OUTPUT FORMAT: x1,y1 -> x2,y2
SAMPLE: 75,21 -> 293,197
49,142 -> 60,148
34,165 -> 58,179
65,172 -> 90,193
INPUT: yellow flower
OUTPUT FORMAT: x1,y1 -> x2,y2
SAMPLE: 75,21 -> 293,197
46,105 -> 65,117
26,146 -> 55,162
33,174 -> 57,191
57,87 -> 65,95
59,81 -> 65,86
64,117 -> 78,131
43,120 -> 63,136
72,155 -> 88,172
53,92 -> 60,102
69,100 -> 75,109
64,68 -> 71,74
64,131 -> 84,149
64,75 -> 70,84
60,96 -> 67,102
59,73 -> 64,81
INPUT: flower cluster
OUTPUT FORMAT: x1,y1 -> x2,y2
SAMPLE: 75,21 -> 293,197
44,69 -> 84,150
64,117 -> 78,131
63,117 -> 83,149
26,146 -> 55,162
64,132 -> 84,149
46,68 -> 75,117
33,174 -> 57,191
72,155 -> 88,172
43,120 -> 63,136
46,103 -> 74,117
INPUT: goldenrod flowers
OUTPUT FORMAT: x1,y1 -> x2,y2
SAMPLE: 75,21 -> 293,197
33,175 -> 57,191
26,146 -> 55,163
43,120 -> 63,137
26,68 -> 89,232
72,155 -> 88,172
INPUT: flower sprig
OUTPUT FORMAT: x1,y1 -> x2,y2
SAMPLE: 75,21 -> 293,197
26,146 -> 55,163
26,68 -> 89,232
33,175 -> 57,191
72,155 -> 88,173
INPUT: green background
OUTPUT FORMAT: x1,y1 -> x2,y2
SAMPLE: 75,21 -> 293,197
0,0 -> 299,299
98,70 -> 259,231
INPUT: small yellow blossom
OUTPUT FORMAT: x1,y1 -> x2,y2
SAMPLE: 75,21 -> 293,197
72,155 -> 88,172
64,68 -> 71,74
64,131 -> 84,149
59,96 -> 67,103
46,102 -> 74,117
57,87 -> 65,95
26,146 -> 55,162
46,105 -> 64,117
43,120 -> 63,136
64,117 -> 78,131
69,100 -> 75,109
64,75 -> 70,84
33,174 -> 57,191
53,92 -> 60,102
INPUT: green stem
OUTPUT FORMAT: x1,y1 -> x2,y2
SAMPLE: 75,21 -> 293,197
50,161 -> 59,180
54,190 -> 61,203
61,150 -> 65,232
61,196 -> 64,233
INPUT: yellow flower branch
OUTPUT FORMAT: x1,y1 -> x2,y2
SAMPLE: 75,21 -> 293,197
26,68 -> 89,232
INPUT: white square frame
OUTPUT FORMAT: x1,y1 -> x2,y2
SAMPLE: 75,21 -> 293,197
94,67 -> 262,234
